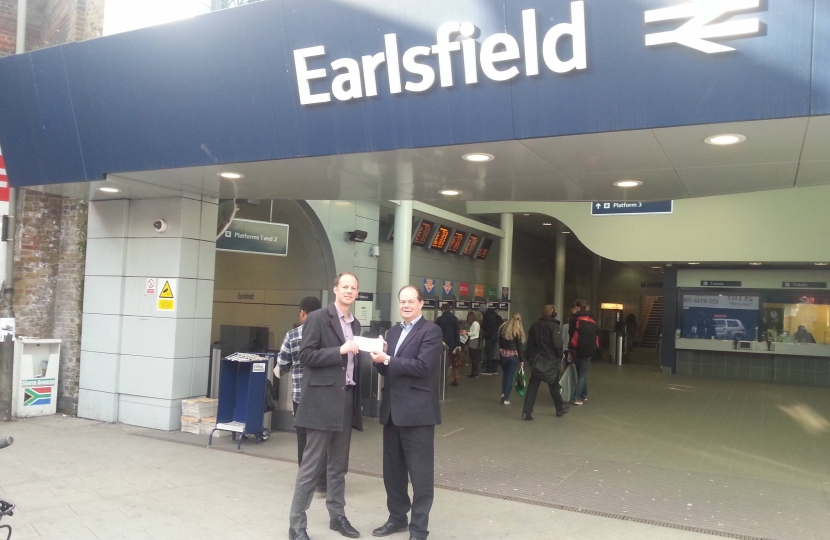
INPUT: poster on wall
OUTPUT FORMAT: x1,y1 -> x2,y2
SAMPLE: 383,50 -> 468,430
681,295 -> 759,340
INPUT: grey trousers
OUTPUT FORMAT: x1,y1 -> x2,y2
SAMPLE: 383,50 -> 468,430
289,388 -> 354,529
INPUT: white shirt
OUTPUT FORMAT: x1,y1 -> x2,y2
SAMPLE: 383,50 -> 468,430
461,320 -> 480,344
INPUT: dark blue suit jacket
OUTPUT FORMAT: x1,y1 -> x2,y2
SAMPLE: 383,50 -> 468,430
374,317 -> 444,427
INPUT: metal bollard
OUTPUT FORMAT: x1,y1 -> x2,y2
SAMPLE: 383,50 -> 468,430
615,334 -> 624,366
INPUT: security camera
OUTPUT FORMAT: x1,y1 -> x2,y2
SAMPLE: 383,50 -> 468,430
153,219 -> 168,233
369,245 -> 380,258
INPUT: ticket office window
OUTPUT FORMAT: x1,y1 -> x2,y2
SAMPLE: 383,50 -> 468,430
762,293 -> 830,344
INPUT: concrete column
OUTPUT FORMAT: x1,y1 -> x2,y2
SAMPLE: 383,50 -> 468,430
554,222 -> 567,320
390,200 -> 413,323
78,196 -> 218,430
591,254 -> 602,316
498,214 -> 513,299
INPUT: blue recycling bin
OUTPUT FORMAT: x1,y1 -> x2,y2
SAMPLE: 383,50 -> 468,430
209,354 -> 271,449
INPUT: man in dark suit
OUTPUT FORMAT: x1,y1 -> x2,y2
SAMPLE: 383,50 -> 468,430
288,272 -> 364,540
370,285 -> 443,540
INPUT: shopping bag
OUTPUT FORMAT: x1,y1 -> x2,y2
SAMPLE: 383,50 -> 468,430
516,365 -> 527,396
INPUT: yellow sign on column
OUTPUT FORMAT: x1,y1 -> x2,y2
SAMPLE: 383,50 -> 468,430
157,279 -> 176,311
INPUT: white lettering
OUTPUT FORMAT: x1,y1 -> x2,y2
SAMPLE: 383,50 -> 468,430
384,34 -> 403,94
432,21 -> 462,87
542,0 -> 587,74
522,9 -> 539,76
480,33 -> 521,82
362,52 -> 386,97
402,46 -> 435,92
331,57 -> 363,101
459,22 -> 478,84
293,46 -> 331,105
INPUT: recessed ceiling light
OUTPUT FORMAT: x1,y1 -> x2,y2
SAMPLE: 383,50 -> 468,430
462,153 -> 494,162
688,262 -> 700,265
98,187 -> 121,193
749,262 -> 762,266
218,172 -> 244,179
613,180 -> 642,188
704,134 -> 746,146
542,222 -> 552,226
439,189 -> 461,196
815,262 -> 829,266
651,266 -> 662,269
523,213 -> 530,216
562,230 -> 571,234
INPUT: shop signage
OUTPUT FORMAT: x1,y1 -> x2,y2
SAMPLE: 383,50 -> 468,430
216,219 -> 288,257
641,282 -> 663,288
486,286 -> 498,299
782,282 -> 827,289
294,3 -> 587,105
592,200 -> 673,216
682,295 -> 759,310
471,301 -> 484,310
423,299 -> 437,309
459,282 -> 470,296
700,280 -> 742,287
457,301 -> 471,310
474,284 -> 485,298
424,278 -> 436,294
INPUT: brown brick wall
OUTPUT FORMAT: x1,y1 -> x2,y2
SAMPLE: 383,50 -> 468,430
13,190 -> 88,415
0,0 -> 18,56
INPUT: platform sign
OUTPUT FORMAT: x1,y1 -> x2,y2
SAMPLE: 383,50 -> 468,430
591,200 -> 673,216
216,219 -> 289,256
157,279 -> 176,311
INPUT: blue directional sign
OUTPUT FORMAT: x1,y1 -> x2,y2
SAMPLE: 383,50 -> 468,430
591,201 -> 673,216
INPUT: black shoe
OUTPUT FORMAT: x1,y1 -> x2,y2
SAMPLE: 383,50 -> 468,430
289,528 -> 311,540
372,522 -> 408,537
450,380 -> 459,387
330,516 -> 360,538
557,406 -> 570,417
522,413 -> 534,421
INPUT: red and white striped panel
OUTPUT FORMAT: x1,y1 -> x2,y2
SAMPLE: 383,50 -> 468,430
0,146 -> 9,203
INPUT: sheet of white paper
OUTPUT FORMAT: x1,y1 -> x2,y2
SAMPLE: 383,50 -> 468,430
353,336 -> 384,353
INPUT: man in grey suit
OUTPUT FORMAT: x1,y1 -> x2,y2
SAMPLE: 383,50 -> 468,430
289,272 -> 363,540
370,285 -> 443,540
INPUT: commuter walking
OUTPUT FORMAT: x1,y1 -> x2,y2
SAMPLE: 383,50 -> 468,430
370,285 -> 444,540
288,273 -> 364,540
521,305 -> 569,420
277,296 -> 325,494
435,303 -> 462,386
498,312 -> 525,405
625,313 -> 639,352
568,299 -> 599,406
481,304 -> 503,375
462,311 -> 482,377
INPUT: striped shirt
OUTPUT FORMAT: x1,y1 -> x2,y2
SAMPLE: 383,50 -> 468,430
277,325 -> 304,403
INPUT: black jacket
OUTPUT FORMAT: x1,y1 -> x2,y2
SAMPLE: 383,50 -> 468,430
482,308 -> 503,343
295,303 -> 364,432
526,316 -> 564,383
568,309 -> 598,358
435,311 -> 461,350
497,328 -> 523,362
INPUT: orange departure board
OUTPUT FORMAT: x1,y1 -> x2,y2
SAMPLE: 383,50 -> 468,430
476,238 -> 493,260
412,220 -> 434,246
431,226 -> 451,250
446,230 -> 465,253
462,234 -> 479,256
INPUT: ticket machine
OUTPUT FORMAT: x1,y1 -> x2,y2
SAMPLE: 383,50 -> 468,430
422,299 -> 438,321
455,300 -> 471,321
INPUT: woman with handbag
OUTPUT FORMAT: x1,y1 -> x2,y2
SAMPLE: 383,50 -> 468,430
498,312 -> 525,405
462,311 -> 482,378
521,305 -> 569,420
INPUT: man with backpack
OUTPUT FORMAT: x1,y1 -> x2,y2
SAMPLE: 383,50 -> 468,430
521,305 -> 569,421
568,299 -> 599,406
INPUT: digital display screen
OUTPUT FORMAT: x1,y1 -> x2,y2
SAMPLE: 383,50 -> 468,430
462,235 -> 479,256
412,220 -> 434,247
446,230 -> 465,253
476,238 -> 493,260
431,226 -> 451,250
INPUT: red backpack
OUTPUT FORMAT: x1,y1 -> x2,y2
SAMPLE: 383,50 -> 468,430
569,315 -> 599,357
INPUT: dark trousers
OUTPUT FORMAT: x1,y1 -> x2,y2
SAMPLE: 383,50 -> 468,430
467,347 -> 481,375
573,357 -> 591,400
484,339 -> 499,373
293,401 -> 326,491
521,372 -> 565,416
383,418 -> 435,540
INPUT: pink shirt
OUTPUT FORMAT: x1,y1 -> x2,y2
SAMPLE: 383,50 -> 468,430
336,306 -> 356,386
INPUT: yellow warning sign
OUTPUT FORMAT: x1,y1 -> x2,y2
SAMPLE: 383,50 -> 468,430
159,281 -> 174,299
157,280 -> 176,311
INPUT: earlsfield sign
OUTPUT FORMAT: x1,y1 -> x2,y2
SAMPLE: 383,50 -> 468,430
293,1 -> 587,105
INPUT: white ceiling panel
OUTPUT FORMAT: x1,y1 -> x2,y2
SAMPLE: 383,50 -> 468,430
678,162 -> 798,197
568,169 -> 688,201
798,115 -> 830,161
481,176 -> 589,201
794,160 -> 830,187
411,140 -> 562,179
652,118 -> 809,169
331,150 -> 459,185
520,130 -> 672,175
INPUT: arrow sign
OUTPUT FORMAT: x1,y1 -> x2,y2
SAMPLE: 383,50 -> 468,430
443,280 -> 453,295
423,278 -> 435,294
592,200 -> 673,216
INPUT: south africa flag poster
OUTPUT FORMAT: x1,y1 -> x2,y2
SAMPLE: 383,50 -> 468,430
24,386 -> 52,407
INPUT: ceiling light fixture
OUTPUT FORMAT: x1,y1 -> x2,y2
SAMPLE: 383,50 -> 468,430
98,187 -> 121,193
439,189 -> 461,196
704,134 -> 746,146
218,172 -> 244,179
688,262 -> 700,265
562,231 -> 571,234
749,262 -> 762,266
462,153 -> 494,162
815,262 -> 829,266
613,180 -> 642,188
523,213 -> 530,216
542,222 -> 552,226
651,266 -> 662,269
